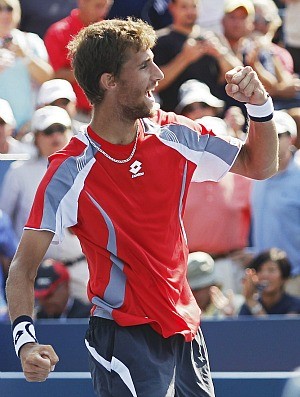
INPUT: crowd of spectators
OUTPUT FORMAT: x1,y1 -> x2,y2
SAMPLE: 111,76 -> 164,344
0,0 -> 300,332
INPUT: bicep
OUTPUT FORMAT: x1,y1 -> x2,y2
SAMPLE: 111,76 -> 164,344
229,146 -> 248,176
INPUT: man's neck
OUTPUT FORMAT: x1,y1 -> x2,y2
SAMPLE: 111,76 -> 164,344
90,107 -> 138,145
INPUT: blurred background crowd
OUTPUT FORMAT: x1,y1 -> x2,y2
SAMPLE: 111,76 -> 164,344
0,0 -> 300,326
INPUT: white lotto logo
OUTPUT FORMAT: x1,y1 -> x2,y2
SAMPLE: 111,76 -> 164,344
129,160 -> 144,178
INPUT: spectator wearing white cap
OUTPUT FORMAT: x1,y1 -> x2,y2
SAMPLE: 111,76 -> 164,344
37,79 -> 76,113
176,79 -> 224,120
0,98 -> 31,154
0,105 -> 72,237
187,251 -> 244,317
37,78 -> 84,134
216,0 -> 256,116
220,0 -> 300,136
0,105 -> 89,303
251,110 -> 300,296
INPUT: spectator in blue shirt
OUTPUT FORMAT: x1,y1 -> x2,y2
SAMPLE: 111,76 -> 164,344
251,110 -> 300,297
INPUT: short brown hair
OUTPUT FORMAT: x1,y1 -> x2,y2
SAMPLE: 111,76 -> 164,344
68,18 -> 157,105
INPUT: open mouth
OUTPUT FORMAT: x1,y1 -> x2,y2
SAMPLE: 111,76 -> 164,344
146,90 -> 155,102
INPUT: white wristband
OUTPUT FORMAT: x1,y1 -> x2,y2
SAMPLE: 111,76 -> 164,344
245,96 -> 274,122
12,316 -> 38,357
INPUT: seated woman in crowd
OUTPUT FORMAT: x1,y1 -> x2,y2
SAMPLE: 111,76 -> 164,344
239,248 -> 300,316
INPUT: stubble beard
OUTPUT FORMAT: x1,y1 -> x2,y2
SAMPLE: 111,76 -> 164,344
120,102 -> 154,121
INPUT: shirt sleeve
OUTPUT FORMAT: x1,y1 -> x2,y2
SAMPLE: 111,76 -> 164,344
25,155 -> 79,244
156,123 -> 243,182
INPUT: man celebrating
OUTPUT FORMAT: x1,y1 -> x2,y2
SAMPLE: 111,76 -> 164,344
6,18 -> 278,397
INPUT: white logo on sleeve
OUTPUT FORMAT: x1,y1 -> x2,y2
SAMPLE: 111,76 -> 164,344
129,160 -> 144,178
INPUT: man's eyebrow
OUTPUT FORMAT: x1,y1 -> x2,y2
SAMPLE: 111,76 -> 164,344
138,55 -> 153,66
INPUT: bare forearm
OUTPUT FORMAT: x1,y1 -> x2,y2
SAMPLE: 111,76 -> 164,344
6,230 -> 54,322
6,262 -> 36,322
241,119 -> 278,180
26,57 -> 54,84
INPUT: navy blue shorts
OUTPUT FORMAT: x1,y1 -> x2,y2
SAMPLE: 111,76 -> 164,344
85,317 -> 215,397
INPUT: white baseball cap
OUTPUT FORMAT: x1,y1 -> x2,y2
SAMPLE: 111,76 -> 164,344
37,79 -> 76,107
176,80 -> 224,114
273,110 -> 297,137
0,98 -> 16,127
31,106 -> 72,132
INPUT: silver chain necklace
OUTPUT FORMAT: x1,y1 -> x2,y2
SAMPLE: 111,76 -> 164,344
87,126 -> 139,164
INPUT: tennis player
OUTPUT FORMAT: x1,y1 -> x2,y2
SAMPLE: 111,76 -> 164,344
6,18 -> 278,397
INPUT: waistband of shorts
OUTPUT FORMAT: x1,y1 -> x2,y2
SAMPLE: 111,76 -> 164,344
89,316 -> 114,326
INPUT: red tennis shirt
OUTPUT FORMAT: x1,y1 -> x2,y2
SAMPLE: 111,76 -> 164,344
25,110 -> 242,341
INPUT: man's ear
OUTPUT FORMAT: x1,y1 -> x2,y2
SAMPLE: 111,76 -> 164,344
100,73 -> 116,91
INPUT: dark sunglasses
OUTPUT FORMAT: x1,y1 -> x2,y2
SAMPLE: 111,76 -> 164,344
0,5 -> 13,12
42,124 -> 67,136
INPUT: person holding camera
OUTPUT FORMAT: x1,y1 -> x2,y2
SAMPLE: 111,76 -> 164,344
0,0 -> 53,132
153,0 -> 242,112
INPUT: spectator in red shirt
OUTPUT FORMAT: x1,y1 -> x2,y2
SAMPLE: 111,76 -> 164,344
44,0 -> 113,122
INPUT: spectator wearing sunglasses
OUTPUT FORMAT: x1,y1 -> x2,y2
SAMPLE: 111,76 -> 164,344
0,106 -> 90,304
0,105 -> 72,239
